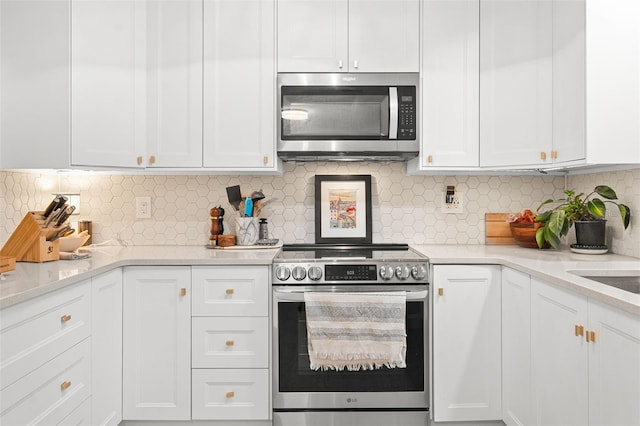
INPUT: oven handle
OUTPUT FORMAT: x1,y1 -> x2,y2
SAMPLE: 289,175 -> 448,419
273,288 -> 428,302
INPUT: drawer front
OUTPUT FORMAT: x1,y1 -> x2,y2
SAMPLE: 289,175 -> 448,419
192,317 -> 269,368
192,369 -> 269,420
192,266 -> 269,317
0,281 -> 91,389
0,338 -> 92,425
59,395 -> 91,426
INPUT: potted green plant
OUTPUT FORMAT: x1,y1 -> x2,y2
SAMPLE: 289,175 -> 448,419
534,185 -> 631,249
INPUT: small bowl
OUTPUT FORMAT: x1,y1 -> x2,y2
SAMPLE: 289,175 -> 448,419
509,222 -> 548,249
59,234 -> 90,252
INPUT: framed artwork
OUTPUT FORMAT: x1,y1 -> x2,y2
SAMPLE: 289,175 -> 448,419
314,175 -> 372,244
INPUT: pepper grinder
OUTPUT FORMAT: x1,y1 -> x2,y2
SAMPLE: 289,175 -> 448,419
209,206 -> 225,245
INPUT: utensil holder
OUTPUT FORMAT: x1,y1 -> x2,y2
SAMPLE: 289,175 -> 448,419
235,217 -> 259,246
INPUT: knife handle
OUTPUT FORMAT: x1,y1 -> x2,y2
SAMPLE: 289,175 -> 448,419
55,206 -> 76,227
43,195 -> 61,218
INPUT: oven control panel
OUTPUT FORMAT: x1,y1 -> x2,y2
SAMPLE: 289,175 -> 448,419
273,261 -> 429,284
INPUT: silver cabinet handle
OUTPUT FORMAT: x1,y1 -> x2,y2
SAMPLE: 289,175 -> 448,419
338,60 -> 343,69
353,60 -> 359,69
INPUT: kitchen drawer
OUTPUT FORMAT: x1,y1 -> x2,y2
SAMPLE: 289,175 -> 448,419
0,280 -> 91,389
192,368 -> 269,420
192,317 -> 269,369
192,266 -> 269,317
59,395 -> 91,425
0,338 -> 92,425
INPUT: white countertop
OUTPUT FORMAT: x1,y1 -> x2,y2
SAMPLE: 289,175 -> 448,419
0,245 -> 280,309
412,245 -> 640,315
1,244 -> 638,315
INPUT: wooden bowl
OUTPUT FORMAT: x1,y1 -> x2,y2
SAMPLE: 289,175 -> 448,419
59,234 -> 90,252
509,222 -> 547,248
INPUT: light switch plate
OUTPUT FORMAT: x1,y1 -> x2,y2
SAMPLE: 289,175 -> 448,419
136,197 -> 151,219
55,193 -> 80,215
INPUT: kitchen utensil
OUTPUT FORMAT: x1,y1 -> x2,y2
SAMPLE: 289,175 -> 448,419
250,189 -> 265,202
235,217 -> 259,245
43,195 -> 63,218
49,226 -> 73,242
244,197 -> 253,217
55,205 -> 76,227
226,185 -> 242,212
44,208 -> 63,227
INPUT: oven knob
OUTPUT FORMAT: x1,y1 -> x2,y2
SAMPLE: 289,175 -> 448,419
308,266 -> 323,281
275,266 -> 291,281
292,266 -> 307,281
395,264 -> 411,280
411,264 -> 428,281
379,265 -> 394,280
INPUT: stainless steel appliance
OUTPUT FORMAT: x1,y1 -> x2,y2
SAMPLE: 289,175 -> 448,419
277,73 -> 419,161
272,244 -> 429,426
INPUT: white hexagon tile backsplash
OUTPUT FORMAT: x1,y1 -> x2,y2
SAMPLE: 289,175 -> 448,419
1,164 -> 638,257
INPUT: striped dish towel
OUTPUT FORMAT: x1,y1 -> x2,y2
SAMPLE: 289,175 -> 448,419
304,291 -> 407,371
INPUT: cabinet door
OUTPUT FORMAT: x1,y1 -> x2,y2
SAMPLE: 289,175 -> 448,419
432,265 -> 502,422
91,269 -> 123,426
421,0 -> 479,167
71,0 -> 146,168
145,0 -> 202,168
501,267 -> 532,426
203,0 -> 276,169
122,266 -> 191,421
0,0 -> 70,170
531,278 -> 588,426
480,0 -> 552,167
277,0 -> 348,72
588,300 -> 640,426
349,0 -> 419,72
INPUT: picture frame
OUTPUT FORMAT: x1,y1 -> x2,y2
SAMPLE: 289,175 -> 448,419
314,175 -> 372,245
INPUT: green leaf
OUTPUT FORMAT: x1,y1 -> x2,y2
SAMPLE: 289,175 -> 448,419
536,227 -> 546,248
595,185 -> 617,200
619,204 -> 631,229
587,199 -> 606,218
547,210 -> 566,236
535,210 -> 552,223
544,226 -> 561,249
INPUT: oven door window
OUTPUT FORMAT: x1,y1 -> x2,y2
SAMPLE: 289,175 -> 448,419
277,301 -> 424,392
281,86 -> 390,140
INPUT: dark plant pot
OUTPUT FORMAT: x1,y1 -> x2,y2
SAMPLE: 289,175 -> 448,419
574,220 -> 607,246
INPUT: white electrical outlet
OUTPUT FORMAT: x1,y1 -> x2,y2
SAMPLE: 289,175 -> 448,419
136,197 -> 151,219
442,191 -> 463,214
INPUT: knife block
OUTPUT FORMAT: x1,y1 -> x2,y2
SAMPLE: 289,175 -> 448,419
0,211 -> 62,262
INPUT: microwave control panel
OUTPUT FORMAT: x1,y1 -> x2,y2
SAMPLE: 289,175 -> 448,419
397,86 -> 416,140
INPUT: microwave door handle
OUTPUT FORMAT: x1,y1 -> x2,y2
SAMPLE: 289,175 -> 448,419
389,87 -> 398,140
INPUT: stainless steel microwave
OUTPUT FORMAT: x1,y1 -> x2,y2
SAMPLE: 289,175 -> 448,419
277,73 -> 419,161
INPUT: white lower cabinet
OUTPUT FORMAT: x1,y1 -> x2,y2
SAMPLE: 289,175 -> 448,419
0,281 -> 92,425
432,264 -> 502,422
501,267 -> 533,426
122,266 -> 192,421
91,269 -> 123,426
192,369 -> 270,420
191,266 -> 271,421
502,274 -> 640,426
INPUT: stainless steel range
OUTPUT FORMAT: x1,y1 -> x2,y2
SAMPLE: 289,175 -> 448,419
272,244 -> 430,426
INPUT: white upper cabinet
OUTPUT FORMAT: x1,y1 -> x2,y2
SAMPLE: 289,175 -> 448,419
71,0 -> 202,169
479,0 -> 553,168
203,0 -> 277,170
277,0 -> 419,73
584,0 -> 639,164
419,0 -> 479,168
0,0 -> 71,170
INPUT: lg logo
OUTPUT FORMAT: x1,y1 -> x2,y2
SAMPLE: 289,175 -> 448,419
346,397 -> 358,403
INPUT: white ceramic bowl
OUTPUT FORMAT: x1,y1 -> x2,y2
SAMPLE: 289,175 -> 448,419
59,234 -> 90,252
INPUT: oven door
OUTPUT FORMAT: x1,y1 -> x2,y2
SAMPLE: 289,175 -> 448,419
273,285 -> 429,411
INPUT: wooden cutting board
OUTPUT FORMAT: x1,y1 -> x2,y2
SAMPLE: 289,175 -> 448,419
485,213 -> 516,245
